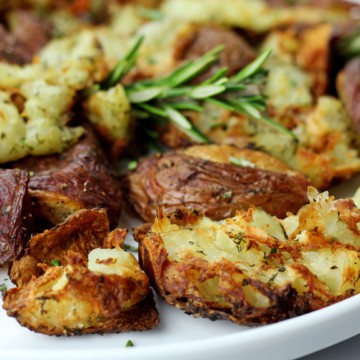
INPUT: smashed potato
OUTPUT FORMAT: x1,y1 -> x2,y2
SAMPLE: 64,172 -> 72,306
4,208 -> 159,335
125,144 -> 311,221
135,188 -> 360,326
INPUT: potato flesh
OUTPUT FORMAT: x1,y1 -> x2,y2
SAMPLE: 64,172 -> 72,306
5,262 -> 150,335
82,84 -> 131,145
88,248 -> 144,278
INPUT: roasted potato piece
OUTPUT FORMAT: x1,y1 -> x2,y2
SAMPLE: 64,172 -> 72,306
262,23 -> 332,101
0,169 -> 34,265
135,188 -> 360,326
125,144 -> 311,222
4,208 -> 159,335
282,188 -> 360,251
4,263 -> 158,335
12,128 -> 123,227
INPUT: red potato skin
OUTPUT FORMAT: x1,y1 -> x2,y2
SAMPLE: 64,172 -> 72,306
338,58 -> 360,133
0,10 -> 52,64
0,169 -> 34,265
124,151 -> 311,222
12,128 -> 123,228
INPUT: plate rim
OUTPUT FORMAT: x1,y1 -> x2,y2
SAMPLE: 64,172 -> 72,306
2,293 -> 360,360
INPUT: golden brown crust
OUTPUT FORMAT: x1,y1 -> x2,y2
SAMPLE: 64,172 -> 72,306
5,208 -> 159,335
139,238 -> 294,325
135,195 -> 360,326
9,208 -> 110,287
4,264 -> 158,335
135,210 -> 324,325
125,145 -> 311,221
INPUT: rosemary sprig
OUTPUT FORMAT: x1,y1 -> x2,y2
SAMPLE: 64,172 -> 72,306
125,47 -> 295,140
86,38 -> 295,142
81,36 -> 145,98
337,28 -> 360,59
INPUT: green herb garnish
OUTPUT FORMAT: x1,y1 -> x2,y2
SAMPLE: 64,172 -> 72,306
82,36 -> 145,98
0,283 -> 7,296
127,46 -> 296,140
125,340 -> 134,347
223,191 -> 233,199
229,156 -> 256,168
87,38 -> 295,143
122,244 -> 139,252
128,160 -> 138,171
51,259 -> 60,267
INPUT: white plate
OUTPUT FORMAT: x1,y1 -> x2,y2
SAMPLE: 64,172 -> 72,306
1,174 -> 360,360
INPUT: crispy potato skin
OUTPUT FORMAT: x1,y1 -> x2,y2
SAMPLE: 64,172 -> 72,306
4,265 -> 157,335
12,128 -> 123,227
5,208 -> 159,335
125,145 -> 311,221
0,169 -> 34,265
9,208 -> 110,287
